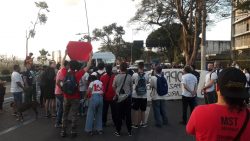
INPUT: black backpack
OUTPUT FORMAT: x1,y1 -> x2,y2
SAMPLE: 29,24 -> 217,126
156,75 -> 168,96
62,72 -> 78,95
135,73 -> 147,96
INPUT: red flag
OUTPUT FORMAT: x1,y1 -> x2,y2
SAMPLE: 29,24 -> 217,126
67,41 -> 92,61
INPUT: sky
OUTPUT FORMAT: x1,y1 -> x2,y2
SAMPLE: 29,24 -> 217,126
0,0 -> 231,60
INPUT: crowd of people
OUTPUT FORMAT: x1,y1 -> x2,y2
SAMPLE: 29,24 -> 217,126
1,50 -> 249,140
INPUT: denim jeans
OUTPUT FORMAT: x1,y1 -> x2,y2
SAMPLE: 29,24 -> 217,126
13,92 -> 23,108
85,94 -> 103,132
182,96 -> 197,123
79,91 -> 86,114
152,100 -> 168,126
56,95 -> 64,125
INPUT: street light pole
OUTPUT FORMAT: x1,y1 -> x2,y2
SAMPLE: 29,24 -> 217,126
84,0 -> 91,42
131,29 -> 134,65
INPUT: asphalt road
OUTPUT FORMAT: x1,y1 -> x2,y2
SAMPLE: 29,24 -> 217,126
0,97 -> 198,141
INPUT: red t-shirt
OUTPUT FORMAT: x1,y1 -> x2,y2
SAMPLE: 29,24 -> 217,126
100,73 -> 115,101
61,69 -> 85,99
186,104 -> 250,141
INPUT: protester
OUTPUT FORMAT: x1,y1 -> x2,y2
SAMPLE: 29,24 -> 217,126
23,63 -> 36,103
85,75 -> 104,135
150,66 -> 169,128
243,68 -> 250,104
60,52 -> 92,137
91,62 -> 105,80
10,65 -> 25,117
180,66 -> 197,125
112,62 -> 133,136
79,69 -> 89,116
0,80 -> 6,113
43,60 -> 57,118
191,65 -> 200,84
24,52 -> 34,66
131,62 -> 149,128
38,65 -> 47,107
187,67 -> 250,140
100,64 -> 116,127
202,63 -> 217,104
231,61 -> 240,69
55,52 -> 69,128
214,60 -> 223,75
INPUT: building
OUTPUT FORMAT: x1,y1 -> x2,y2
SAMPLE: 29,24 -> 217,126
52,50 -> 61,64
232,0 -> 250,60
205,40 -> 231,56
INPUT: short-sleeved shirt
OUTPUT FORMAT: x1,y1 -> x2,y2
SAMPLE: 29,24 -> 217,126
89,80 -> 103,94
132,72 -> 149,99
186,104 -> 250,141
79,72 -> 89,92
205,71 -> 218,92
112,73 -> 133,96
55,68 -> 67,95
62,69 -> 85,99
181,73 -> 197,97
10,71 -> 24,93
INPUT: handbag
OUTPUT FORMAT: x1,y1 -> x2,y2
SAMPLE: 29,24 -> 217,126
233,108 -> 249,141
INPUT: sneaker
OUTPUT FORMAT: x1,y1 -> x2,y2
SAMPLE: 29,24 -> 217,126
114,132 -> 121,137
70,131 -> 77,137
131,124 -> 139,129
54,124 -> 62,128
140,123 -> 148,128
98,130 -> 104,135
87,131 -> 93,136
128,131 -> 132,136
60,130 -> 66,137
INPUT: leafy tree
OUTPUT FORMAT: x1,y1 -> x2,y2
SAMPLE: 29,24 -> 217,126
146,23 -> 182,63
37,48 -> 50,65
235,0 -> 250,10
130,0 -> 231,65
26,1 -> 49,56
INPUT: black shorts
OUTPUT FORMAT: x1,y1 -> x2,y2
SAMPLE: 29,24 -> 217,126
132,98 -> 147,111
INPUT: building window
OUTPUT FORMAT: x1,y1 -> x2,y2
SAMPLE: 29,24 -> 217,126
247,23 -> 249,31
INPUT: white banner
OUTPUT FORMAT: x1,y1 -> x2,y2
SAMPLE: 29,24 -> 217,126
146,69 -> 206,100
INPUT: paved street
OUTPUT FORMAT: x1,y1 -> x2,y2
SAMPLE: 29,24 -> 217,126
0,94 -> 198,141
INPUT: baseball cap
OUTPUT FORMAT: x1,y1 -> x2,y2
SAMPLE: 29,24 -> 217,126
218,67 -> 249,98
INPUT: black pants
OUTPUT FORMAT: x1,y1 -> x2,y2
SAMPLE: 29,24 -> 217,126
182,96 -> 197,123
102,100 -> 116,125
114,97 -> 132,133
40,86 -> 45,105
0,86 -> 6,110
204,91 -> 217,104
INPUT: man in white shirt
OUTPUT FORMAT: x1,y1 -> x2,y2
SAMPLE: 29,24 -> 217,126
202,63 -> 218,104
10,65 -> 25,115
180,66 -> 197,125
131,62 -> 149,128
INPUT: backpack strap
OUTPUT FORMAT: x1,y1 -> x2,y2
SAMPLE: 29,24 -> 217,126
119,73 -> 128,95
233,109 -> 249,141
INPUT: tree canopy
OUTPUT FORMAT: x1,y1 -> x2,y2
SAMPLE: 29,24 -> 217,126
130,0 -> 231,65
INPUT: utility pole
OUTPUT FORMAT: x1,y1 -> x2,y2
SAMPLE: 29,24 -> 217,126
84,0 -> 91,42
201,0 -> 206,70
